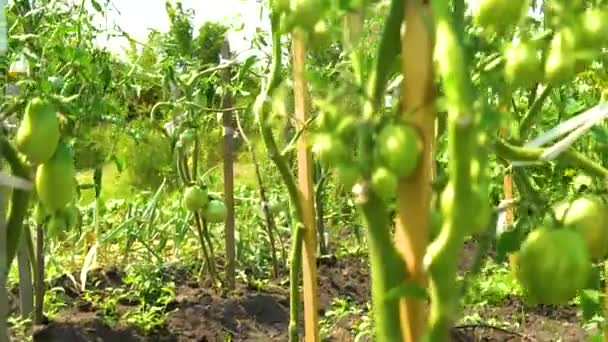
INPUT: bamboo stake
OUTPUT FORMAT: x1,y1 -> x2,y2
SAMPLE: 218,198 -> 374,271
396,1 -> 435,341
292,29 -> 319,342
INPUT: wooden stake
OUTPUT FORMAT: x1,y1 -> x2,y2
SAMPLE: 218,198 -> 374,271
396,1 -> 435,341
220,38 -> 236,290
292,30 -> 319,342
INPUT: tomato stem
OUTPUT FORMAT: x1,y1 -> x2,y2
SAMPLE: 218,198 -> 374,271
0,136 -> 32,268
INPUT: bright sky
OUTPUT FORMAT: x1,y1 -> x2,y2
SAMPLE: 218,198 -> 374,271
93,0 -> 269,58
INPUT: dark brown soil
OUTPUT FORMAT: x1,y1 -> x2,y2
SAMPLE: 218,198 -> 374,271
29,242 -> 592,342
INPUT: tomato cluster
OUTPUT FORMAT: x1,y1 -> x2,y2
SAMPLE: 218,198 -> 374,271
312,103 -> 422,201
183,184 -> 227,223
474,0 -> 608,87
15,97 -> 79,238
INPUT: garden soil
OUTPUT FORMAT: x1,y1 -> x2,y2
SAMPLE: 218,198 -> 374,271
27,241 -> 591,341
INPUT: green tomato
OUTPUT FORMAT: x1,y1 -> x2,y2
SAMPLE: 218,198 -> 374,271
516,227 -> 591,305
312,133 -> 347,166
273,0 -> 290,14
16,97 -> 61,164
183,186 -> 208,212
268,198 -> 284,214
204,199 -> 227,223
335,116 -> 357,140
375,124 -> 421,179
315,110 -> 340,132
504,41 -> 543,87
334,163 -> 359,191
547,0 -> 584,15
288,0 -> 325,32
472,0 -> 528,34
35,143 -> 76,212
544,29 -> 577,84
578,9 -> 608,49
554,196 -> 608,260
371,167 -> 398,201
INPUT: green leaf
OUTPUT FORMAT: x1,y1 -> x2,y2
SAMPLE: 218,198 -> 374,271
580,289 -> 602,321
495,224 -> 525,263
383,281 -> 428,302
90,0 -> 103,12
590,126 -> 608,144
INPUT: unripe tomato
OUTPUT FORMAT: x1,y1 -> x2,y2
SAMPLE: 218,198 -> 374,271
204,199 -> 227,223
371,167 -> 397,200
375,124 -> 421,179
544,29 -> 576,84
335,116 -> 357,140
578,9 -> 608,49
554,196 -> 608,260
183,186 -> 208,212
268,198 -> 283,214
35,143 -> 76,212
547,0 -> 584,15
334,163 -> 359,191
312,133 -> 347,166
516,227 -> 591,305
472,0 -> 528,34
16,97 -> 61,164
272,0 -> 290,14
504,41 -> 543,87
288,0 -> 325,32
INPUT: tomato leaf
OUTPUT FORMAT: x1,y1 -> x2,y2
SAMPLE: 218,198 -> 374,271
580,289 -> 602,321
495,223 -> 526,263
90,0 -> 103,13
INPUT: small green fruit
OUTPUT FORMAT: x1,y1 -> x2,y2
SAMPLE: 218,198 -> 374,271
516,227 -> 591,305
183,186 -> 208,212
312,133 -> 347,166
16,97 -> 60,164
504,41 -> 543,87
371,167 -> 398,200
375,124 -> 421,179
204,199 -> 227,223
35,143 -> 76,212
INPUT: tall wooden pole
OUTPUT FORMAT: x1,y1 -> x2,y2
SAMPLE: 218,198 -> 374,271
220,38 -> 236,290
396,1 -> 435,341
292,30 -> 319,342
